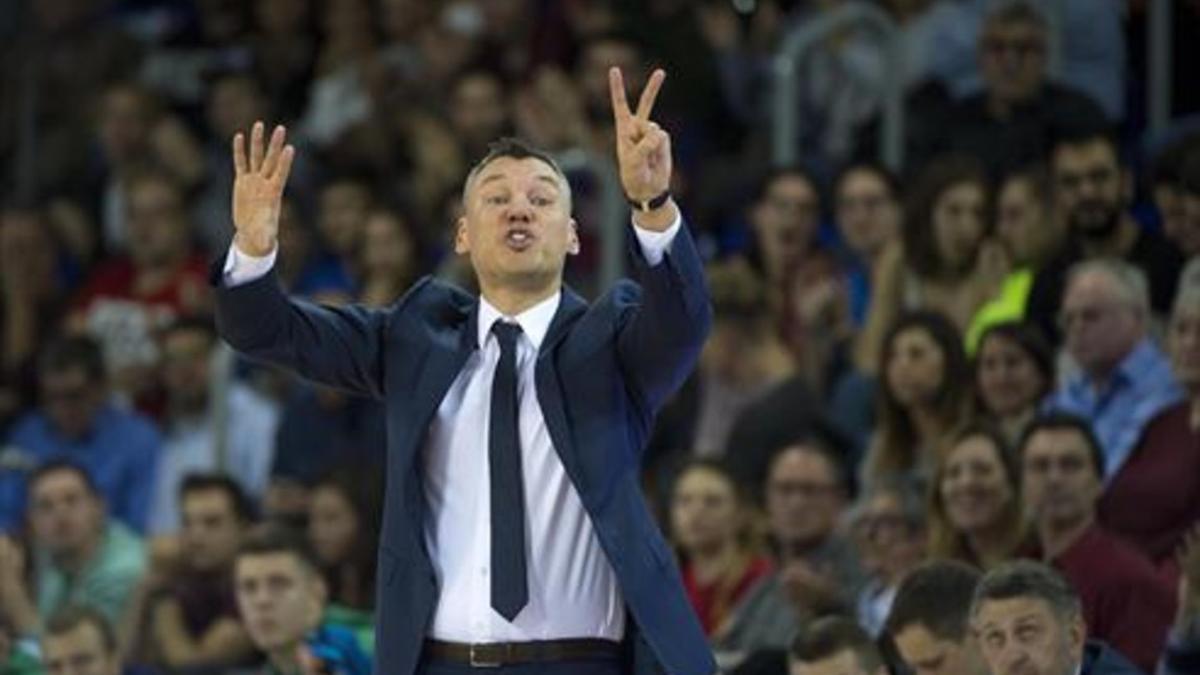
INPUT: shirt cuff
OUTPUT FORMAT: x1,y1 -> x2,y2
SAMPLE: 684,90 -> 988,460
631,213 -> 682,267
223,244 -> 278,287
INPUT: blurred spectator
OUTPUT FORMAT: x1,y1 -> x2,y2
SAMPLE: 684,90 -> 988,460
358,207 -> 422,308
148,317 -> 278,535
1019,414 -> 1176,672
0,461 -> 145,638
293,173 -> 375,298
973,322 -> 1054,447
41,606 -> 120,675
861,311 -> 972,487
745,168 -> 823,295
833,162 -> 902,329
885,560 -> 989,675
859,156 -> 1005,372
715,442 -> 862,662
1097,264 -> 1200,568
249,0 -> 318,123
849,477 -> 927,637
928,425 -> 1024,570
1177,148 -> 1200,258
575,30 -> 648,155
1161,530 -> 1200,675
0,613 -> 41,675
971,561 -> 1144,675
308,469 -> 382,653
234,527 -> 371,675
448,68 -> 514,165
671,460 -> 773,638
788,616 -> 888,675
966,165 -> 1066,351
1151,135 -> 1200,258
69,170 -> 211,410
1029,131 -> 1185,345
2,336 -> 160,533
1044,260 -> 1184,479
138,474 -> 255,670
916,1 -> 1109,177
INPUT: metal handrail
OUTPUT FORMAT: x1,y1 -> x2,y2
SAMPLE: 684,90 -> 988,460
771,1 -> 904,170
1148,0 -> 1172,136
556,148 -> 626,291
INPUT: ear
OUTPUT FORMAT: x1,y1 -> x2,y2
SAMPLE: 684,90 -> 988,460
566,218 -> 580,256
454,216 -> 470,255
1066,612 -> 1087,655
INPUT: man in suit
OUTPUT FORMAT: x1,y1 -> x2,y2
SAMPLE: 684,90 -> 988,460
213,67 -> 715,675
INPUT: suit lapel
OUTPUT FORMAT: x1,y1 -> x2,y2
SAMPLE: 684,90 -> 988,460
536,288 -> 588,497
408,299 -> 479,446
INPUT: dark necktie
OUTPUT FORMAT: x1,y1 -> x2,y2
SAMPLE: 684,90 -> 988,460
489,321 -> 528,620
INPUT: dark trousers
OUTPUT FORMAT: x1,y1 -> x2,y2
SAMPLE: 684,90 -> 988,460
417,657 -> 624,675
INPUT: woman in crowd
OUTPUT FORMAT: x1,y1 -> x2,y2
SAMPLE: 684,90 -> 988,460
928,424 -> 1025,569
974,321 -> 1054,447
862,311 -> 972,486
671,460 -> 773,637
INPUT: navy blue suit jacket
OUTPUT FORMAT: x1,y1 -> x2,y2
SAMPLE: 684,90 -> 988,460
214,225 -> 716,675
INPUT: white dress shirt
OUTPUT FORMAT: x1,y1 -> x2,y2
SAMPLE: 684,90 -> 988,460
223,215 -> 681,642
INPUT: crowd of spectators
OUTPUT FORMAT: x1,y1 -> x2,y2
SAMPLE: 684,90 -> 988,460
2,0 -> 1200,674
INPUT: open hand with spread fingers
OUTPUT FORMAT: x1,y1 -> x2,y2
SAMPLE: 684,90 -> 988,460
609,67 -> 677,231
231,121 -> 296,257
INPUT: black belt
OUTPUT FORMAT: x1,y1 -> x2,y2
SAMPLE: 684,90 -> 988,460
424,638 -> 621,667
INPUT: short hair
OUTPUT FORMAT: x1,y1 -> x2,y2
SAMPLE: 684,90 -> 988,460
854,474 -> 927,533
39,335 -> 106,382
1051,127 -> 1122,168
767,437 -> 850,497
180,473 -> 255,523
753,166 -> 822,207
462,137 -> 570,205
43,605 -> 118,653
998,163 -> 1053,210
1064,257 -> 1152,319
235,525 -> 320,574
885,560 -> 982,641
970,560 -> 1082,622
29,459 -> 100,499
834,160 -> 902,202
975,321 -> 1055,398
790,616 -> 885,672
1016,412 -> 1106,479
983,0 -> 1049,34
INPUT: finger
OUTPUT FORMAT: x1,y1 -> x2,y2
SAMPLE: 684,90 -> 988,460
609,67 -> 631,123
270,145 -> 296,188
635,69 -> 666,121
262,125 -> 287,177
232,133 -> 248,175
249,121 -> 265,172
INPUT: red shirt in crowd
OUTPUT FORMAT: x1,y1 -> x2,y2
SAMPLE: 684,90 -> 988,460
681,555 -> 773,636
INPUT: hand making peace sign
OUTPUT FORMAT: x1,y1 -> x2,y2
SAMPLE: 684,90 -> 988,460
609,67 -> 677,230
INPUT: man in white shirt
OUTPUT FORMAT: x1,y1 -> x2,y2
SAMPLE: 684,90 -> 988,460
212,67 -> 714,675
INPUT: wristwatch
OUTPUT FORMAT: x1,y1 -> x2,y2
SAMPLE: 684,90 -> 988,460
628,190 -> 671,212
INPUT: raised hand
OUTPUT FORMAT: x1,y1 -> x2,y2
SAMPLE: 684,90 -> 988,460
232,121 -> 295,257
609,67 -> 675,229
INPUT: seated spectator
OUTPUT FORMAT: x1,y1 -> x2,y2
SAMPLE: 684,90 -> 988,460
1044,260 -> 1184,478
915,1 -> 1108,177
1176,148 -> 1200,258
1151,134 -> 1200,259
357,207 -> 422,308
1098,263 -> 1200,568
928,425 -> 1025,570
0,614 -> 40,675
234,528 -> 371,675
671,460 -> 773,638
966,165 -> 1066,351
2,336 -> 160,533
862,312 -> 972,487
971,561 -> 1143,675
716,442 -> 863,663
788,616 -> 888,675
293,173 -> 375,299
1028,131 -> 1185,345
885,560 -> 990,675
0,461 -> 145,638
41,607 -> 121,675
148,317 -> 279,534
135,474 -> 255,670
308,469 -> 382,653
744,168 -> 823,300
849,477 -> 927,636
1161,531 -> 1200,675
973,322 -> 1054,448
832,162 -> 902,329
1018,414 -> 1176,672
859,155 -> 1005,372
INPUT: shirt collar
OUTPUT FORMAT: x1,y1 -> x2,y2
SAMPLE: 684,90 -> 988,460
476,291 -> 562,351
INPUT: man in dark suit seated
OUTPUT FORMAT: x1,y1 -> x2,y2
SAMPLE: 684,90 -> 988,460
212,67 -> 715,675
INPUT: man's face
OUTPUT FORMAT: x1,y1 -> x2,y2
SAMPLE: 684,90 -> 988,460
450,73 -> 510,149
235,553 -> 324,652
836,170 -> 899,260
40,367 -> 103,440
456,156 -> 578,294
30,471 -> 103,558
766,447 -> 845,550
893,624 -> 988,675
42,623 -> 120,675
1052,140 -> 1128,239
852,493 -> 925,583
1059,271 -> 1143,377
182,489 -> 245,573
1021,429 -> 1102,531
973,598 -> 1084,675
978,20 -> 1047,105
161,329 -> 213,413
126,179 -> 189,268
752,175 -> 820,281
791,649 -> 882,675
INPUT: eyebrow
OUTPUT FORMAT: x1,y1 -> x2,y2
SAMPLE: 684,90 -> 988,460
477,174 -> 562,191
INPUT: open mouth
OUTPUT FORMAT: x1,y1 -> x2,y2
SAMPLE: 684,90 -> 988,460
504,228 -> 535,251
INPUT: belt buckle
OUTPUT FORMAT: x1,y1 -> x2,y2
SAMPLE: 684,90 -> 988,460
469,644 -> 502,668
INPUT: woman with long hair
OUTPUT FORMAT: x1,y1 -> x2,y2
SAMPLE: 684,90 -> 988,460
974,321 -> 1054,447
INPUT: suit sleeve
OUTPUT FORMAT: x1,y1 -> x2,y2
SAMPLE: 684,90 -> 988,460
213,264 -> 390,400
616,220 -> 713,413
